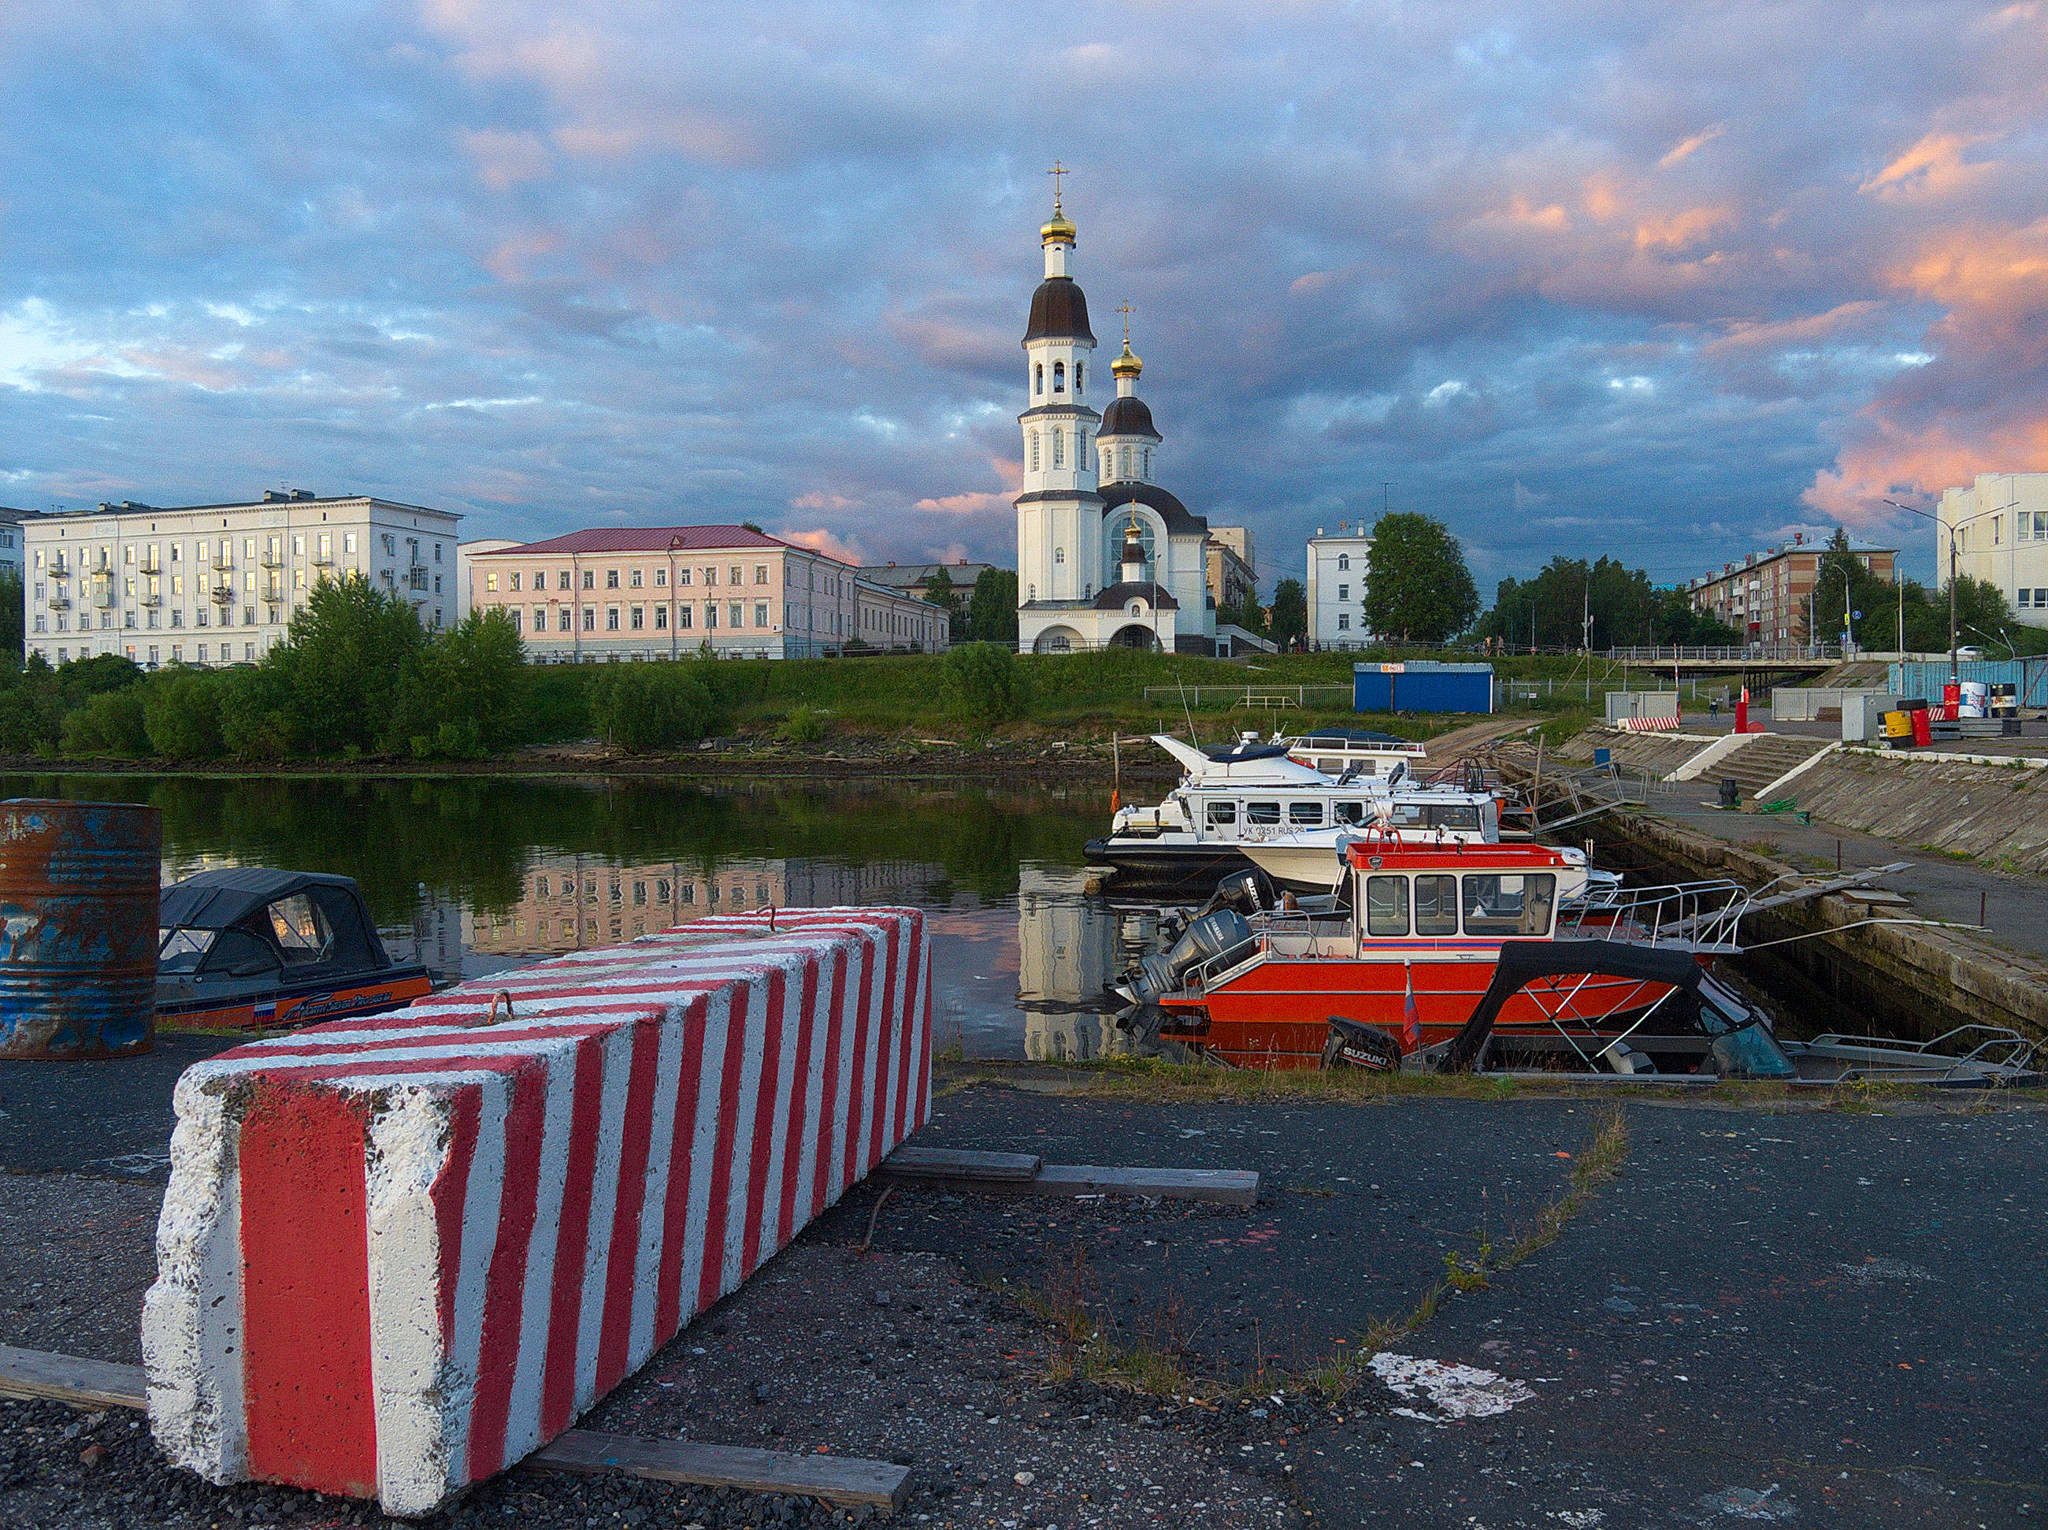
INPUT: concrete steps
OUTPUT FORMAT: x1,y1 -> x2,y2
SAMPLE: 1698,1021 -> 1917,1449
1706,734 -> 1837,802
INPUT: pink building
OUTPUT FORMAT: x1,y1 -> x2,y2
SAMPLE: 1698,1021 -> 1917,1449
464,525 -> 948,660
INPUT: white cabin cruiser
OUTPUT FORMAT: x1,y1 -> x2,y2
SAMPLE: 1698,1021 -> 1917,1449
1087,734 -> 1503,892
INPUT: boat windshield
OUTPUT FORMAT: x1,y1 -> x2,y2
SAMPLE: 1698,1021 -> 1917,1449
1461,873 -> 1556,936
158,927 -> 216,974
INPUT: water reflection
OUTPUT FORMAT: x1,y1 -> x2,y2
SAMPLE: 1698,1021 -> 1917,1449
0,773 -> 1175,1061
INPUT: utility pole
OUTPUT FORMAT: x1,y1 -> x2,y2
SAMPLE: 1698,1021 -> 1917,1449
1582,576 -> 1592,700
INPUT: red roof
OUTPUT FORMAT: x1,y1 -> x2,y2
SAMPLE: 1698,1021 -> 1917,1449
503,525 -> 793,557
1344,839 -> 1571,872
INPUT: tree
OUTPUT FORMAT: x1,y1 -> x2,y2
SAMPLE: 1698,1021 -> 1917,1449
143,667 -> 231,759
0,567 -> 22,664
1363,513 -> 1478,643
269,574 -> 426,755
1268,578 -> 1308,649
60,687 -> 150,756
387,607 -> 528,759
942,641 -> 1030,724
1477,555 -> 1685,651
921,567 -> 964,624
965,567 -> 1019,645
1217,592 -> 1266,635
587,663 -> 716,752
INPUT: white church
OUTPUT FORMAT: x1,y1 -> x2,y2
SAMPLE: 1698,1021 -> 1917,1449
1015,186 -> 1214,654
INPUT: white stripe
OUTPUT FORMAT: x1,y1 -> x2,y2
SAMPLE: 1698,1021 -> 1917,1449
675,983 -> 735,1317
717,972 -> 772,1298
448,1069 -> 509,1487
499,1040 -> 580,1465
826,940 -> 863,1198
756,953 -> 803,1269
791,950 -> 831,1227
855,931 -> 887,1176
571,1021 -> 639,1412
880,916 -> 910,1149
626,1004 -> 687,1365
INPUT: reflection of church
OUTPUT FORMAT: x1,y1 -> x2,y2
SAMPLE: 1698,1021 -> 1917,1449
1015,178 -> 1213,654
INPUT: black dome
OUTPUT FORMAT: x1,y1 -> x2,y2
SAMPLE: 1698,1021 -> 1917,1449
1024,277 -> 1096,344
1093,580 -> 1179,611
1101,480 -> 1206,537
1100,395 -> 1159,439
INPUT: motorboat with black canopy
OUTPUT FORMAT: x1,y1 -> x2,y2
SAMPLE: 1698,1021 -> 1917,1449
156,867 -> 432,1031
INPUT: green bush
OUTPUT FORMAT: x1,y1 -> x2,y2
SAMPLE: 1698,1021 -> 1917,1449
387,608 -> 528,760
943,642 -> 1030,724
776,704 -> 826,744
60,686 -> 150,756
587,663 -> 718,752
142,667 -> 230,759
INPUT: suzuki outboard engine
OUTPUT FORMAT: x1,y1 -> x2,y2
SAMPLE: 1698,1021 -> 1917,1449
1114,908 -> 1254,1006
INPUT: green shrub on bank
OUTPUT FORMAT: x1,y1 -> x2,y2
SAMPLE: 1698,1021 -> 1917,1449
143,667 -> 232,759
943,642 -> 1030,724
60,686 -> 150,756
588,663 -> 719,752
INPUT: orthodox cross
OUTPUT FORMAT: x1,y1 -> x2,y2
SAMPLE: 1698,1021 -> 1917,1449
1046,160 -> 1069,212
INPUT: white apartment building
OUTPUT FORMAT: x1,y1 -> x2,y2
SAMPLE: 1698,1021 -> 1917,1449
464,525 -> 948,660
23,490 -> 461,669
1938,472 -> 2048,629
1306,523 -> 1374,650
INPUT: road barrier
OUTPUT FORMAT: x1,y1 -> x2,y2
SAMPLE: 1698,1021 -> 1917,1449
142,908 -> 930,1516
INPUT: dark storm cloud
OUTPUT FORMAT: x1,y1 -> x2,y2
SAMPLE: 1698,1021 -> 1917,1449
3,1 -> 2046,591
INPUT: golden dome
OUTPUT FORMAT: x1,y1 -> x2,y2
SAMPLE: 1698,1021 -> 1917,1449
1040,210 -> 1077,245
1111,340 -> 1143,377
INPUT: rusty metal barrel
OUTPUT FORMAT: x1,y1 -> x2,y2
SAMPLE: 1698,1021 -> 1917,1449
0,799 -> 161,1058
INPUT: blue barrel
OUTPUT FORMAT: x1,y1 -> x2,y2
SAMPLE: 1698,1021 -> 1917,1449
0,799 -> 161,1058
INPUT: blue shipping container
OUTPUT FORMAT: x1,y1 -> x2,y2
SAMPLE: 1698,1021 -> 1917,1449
1888,658 -> 2048,708
1353,661 -> 1495,714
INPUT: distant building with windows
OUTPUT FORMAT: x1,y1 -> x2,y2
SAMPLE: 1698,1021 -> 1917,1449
1307,523 -> 1373,650
1939,472 -> 2048,629
463,524 -> 948,660
0,506 -> 34,579
859,560 -> 1000,597
1686,534 -> 1896,644
1206,527 -> 1256,614
22,490 -> 460,670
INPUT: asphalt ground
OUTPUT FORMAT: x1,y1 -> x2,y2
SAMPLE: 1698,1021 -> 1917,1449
0,1074 -> 2040,1528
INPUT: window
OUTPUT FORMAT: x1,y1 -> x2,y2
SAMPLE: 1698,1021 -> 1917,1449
1054,547 -> 1065,564
1338,584 -> 1349,601
318,533 -> 331,561
1460,873 -> 1556,936
1365,876 -> 1410,937
1029,432 -> 1040,471
755,564 -> 769,584
582,570 -> 594,589
1426,804 -> 1482,832
1334,800 -> 1368,826
677,604 -> 692,629
606,569 -> 619,589
1035,363 -> 1043,395
1119,446 -> 1131,478
1053,361 -> 1065,393
705,566 -> 718,586
345,532 -> 358,555
1102,449 -> 1113,478
606,607 -> 620,631
292,535 -> 305,556
507,570 -> 520,591
730,601 -> 744,627
1142,447 -> 1151,476
1245,801 -> 1281,825
1073,361 -> 1083,393
630,606 -> 643,629
1338,614 -> 1351,630
434,542 -> 443,563
706,604 -> 717,628
654,568 -> 667,587
197,644 -> 207,662
1413,875 -> 1459,935
629,568 -> 642,588
654,605 -> 667,629
486,573 -> 499,592
729,565 -> 742,585
677,567 -> 691,587
535,605 -> 548,629
2039,588 -> 2048,607
582,608 -> 594,630
509,609 -> 522,632
266,893 -> 333,965
755,602 -> 769,627
1288,801 -> 1324,826
1052,430 -> 1064,468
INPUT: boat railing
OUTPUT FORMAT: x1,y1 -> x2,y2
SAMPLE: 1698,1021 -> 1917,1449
1556,877 -> 1753,947
1800,1023 -> 2046,1079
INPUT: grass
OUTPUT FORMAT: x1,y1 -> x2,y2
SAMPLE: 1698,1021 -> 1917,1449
1004,1104 -> 1633,1404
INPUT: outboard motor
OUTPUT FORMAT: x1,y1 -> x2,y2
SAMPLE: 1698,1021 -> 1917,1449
1114,908 -> 1254,1006
1210,868 -> 1269,915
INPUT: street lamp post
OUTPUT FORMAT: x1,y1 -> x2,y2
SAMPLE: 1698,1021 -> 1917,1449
1883,497 -> 1963,685
1840,567 -> 1854,658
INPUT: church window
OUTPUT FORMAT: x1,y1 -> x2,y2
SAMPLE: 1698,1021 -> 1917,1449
1028,584 -> 1036,600
1054,547 -> 1065,565
1052,430 -> 1064,468
1102,450 -> 1112,478
1338,584 -> 1349,601
1120,446 -> 1131,478
1029,431 -> 1040,470
1142,448 -> 1151,476
1074,362 -> 1083,393
1053,361 -> 1065,393
1337,553 -> 1350,571
1034,363 -> 1043,395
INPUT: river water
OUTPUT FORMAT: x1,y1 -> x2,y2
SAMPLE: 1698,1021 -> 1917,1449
1,772 -> 1169,1061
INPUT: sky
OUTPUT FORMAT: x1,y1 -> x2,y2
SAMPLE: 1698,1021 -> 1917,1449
3,2 -> 2046,598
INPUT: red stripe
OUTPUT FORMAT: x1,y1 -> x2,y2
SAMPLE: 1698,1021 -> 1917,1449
812,947 -> 848,1218
777,954 -> 819,1246
652,993 -> 712,1344
538,1033 -> 608,1439
432,1088 -> 482,1349
695,988 -> 752,1311
593,1016 -> 664,1397
866,919 -> 904,1172
891,916 -> 924,1143
239,1080 -> 378,1498
739,968 -> 787,1280
464,1056 -> 550,1478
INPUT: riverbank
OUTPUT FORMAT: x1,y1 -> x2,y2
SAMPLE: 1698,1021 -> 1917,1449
1,1064 -> 2038,1528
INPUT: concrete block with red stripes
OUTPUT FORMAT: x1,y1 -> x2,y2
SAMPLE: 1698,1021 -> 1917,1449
141,907 -> 930,1516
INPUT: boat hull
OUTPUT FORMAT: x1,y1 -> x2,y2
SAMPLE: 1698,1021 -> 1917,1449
1082,837 -> 1256,893
156,968 -> 434,1033
1159,947 -> 1699,1068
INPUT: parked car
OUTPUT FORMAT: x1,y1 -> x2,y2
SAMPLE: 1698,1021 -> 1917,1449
1956,645 -> 1985,660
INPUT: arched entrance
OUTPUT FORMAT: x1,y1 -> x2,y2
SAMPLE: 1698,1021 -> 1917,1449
1033,626 -> 1082,654
1107,624 -> 1160,650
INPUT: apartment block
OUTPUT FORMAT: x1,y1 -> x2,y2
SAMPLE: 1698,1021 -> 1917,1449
1939,472 -> 2048,629
1686,534 -> 1896,644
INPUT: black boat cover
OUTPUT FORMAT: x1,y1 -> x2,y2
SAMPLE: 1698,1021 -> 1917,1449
1200,741 -> 1295,763
159,868 -> 390,972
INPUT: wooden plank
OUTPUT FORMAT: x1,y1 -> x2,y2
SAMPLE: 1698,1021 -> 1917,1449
0,1344 -> 146,1410
530,1429 -> 910,1511
1031,1164 -> 1261,1206
879,1146 -> 1042,1182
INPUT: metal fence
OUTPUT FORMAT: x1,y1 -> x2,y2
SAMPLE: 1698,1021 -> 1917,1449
1138,683 -> 1355,710
1604,643 -> 1841,663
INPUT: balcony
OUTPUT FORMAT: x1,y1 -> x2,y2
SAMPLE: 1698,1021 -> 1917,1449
46,594 -> 71,611
405,565 -> 430,593
139,560 -> 161,575
259,554 -> 284,570
48,562 -> 70,580
210,586 -> 234,604
93,590 -> 115,609
141,594 -> 162,608
212,557 -> 233,572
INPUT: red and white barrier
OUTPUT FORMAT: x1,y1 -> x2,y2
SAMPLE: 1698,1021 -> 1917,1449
1616,715 -> 1682,731
142,908 -> 930,1516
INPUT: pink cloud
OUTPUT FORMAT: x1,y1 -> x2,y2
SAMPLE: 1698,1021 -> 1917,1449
778,527 -> 866,565
789,491 -> 862,512
912,490 -> 1007,514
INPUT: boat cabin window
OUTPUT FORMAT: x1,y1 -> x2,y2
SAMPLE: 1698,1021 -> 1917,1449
1333,801 -> 1369,826
1429,805 -> 1481,832
158,928 -> 215,974
266,893 -> 334,965
1364,875 -> 1409,937
1207,801 -> 1237,827
201,929 -> 281,979
1245,801 -> 1281,825
1288,801 -> 1324,826
1316,757 -> 1342,774
1460,873 -> 1557,936
1414,875 -> 1459,935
